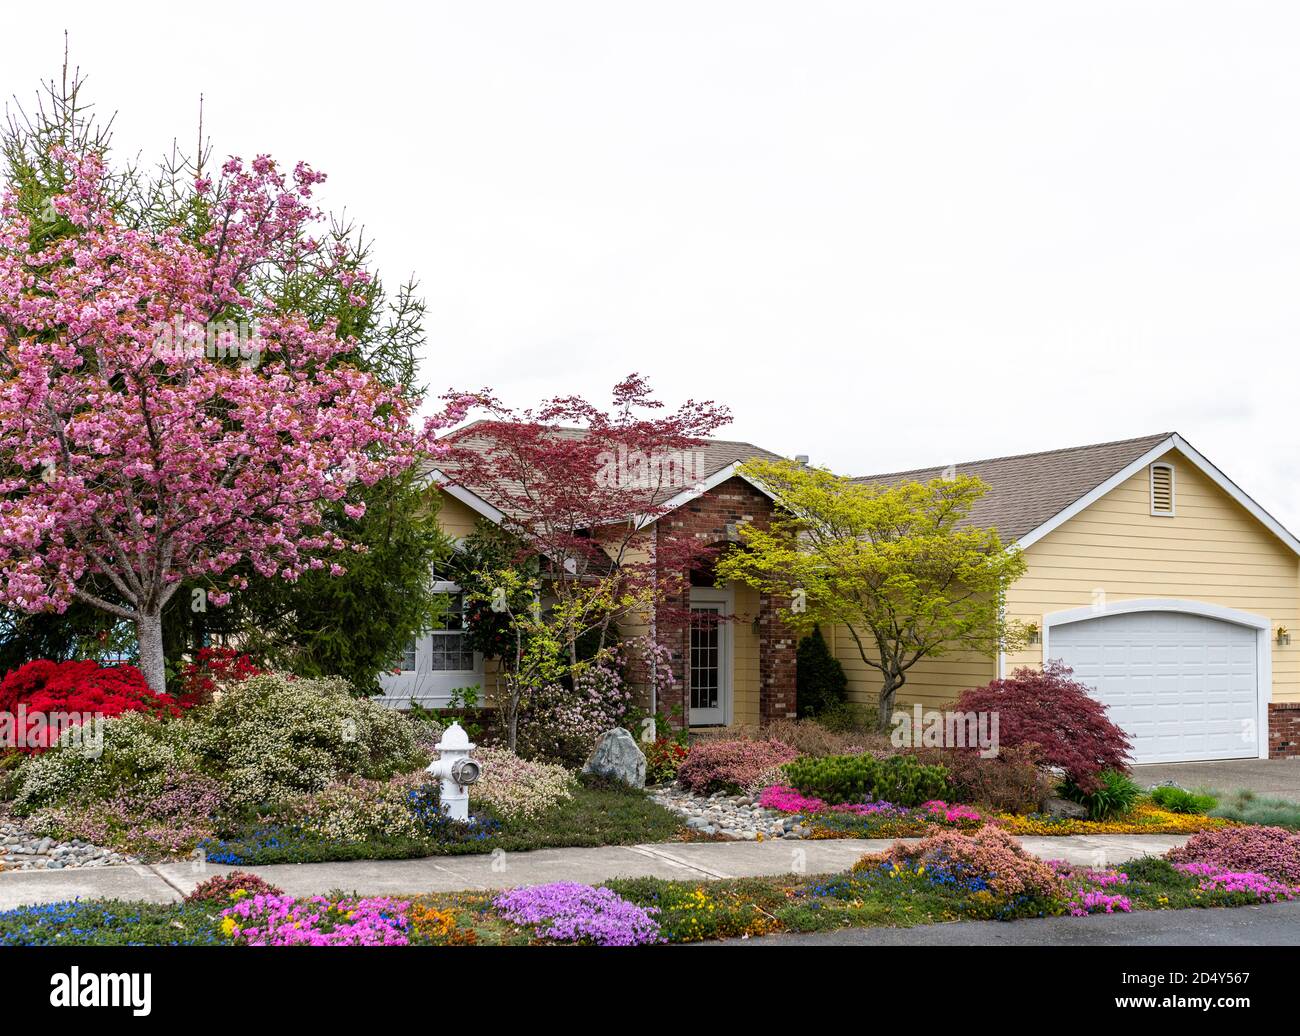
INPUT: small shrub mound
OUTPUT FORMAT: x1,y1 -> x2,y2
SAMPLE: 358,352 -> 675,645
469,746 -> 575,822
193,673 -> 422,806
676,738 -> 798,795
1061,768 -> 1141,820
853,826 -> 1061,900
952,661 -> 1131,793
1150,785 -> 1217,815
185,872 -> 284,905
644,737 -> 689,785
782,753 -> 950,807
1166,825 -> 1300,883
909,745 -> 1047,813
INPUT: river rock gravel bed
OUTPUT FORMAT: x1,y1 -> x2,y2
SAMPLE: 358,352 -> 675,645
0,815 -> 139,871
651,785 -> 812,840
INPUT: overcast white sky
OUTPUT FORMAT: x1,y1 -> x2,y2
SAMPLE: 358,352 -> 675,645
6,2 -> 1300,529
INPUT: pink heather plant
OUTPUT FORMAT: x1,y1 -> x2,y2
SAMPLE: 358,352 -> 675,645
856,826 -> 1062,899
1174,863 -> 1300,902
0,148 -> 467,692
493,882 -> 661,947
1166,826 -> 1300,883
220,894 -> 412,946
677,739 -> 798,795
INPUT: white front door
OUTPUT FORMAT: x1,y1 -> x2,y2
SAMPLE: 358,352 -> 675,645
689,587 -> 732,726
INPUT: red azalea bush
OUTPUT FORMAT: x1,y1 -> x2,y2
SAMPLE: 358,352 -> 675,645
178,646 -> 263,706
645,737 -> 690,785
951,662 -> 1131,793
0,659 -> 182,752
676,738 -> 798,795
1166,826 -> 1300,883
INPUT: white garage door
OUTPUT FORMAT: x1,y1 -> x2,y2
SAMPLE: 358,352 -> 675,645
1049,610 -> 1259,763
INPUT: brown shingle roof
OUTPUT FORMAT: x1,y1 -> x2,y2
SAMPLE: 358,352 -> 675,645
424,421 -> 786,515
850,433 -> 1175,541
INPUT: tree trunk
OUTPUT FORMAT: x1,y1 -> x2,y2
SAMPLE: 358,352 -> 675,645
876,675 -> 901,733
136,610 -> 167,695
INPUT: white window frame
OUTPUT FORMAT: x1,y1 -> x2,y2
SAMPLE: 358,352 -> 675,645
378,580 -> 484,709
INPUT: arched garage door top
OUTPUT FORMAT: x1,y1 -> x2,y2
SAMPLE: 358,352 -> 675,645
1044,598 -> 1270,633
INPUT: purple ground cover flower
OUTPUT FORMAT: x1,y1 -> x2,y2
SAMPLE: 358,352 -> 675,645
493,882 -> 662,946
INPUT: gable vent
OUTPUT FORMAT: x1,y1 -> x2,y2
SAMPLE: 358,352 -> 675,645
1150,462 -> 1175,515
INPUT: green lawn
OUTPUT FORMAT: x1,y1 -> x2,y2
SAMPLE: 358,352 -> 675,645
196,781 -> 686,866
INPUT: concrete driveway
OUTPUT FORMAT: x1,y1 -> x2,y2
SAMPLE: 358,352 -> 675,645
1132,759 -> 1300,802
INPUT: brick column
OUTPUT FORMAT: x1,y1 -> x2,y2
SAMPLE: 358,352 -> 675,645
758,590 -> 797,723
1269,702 -> 1300,758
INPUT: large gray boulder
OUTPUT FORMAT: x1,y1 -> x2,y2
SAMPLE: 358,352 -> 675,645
582,727 -> 647,789
1042,795 -> 1089,819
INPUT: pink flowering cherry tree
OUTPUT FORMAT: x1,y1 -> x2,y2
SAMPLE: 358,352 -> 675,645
0,149 -> 462,692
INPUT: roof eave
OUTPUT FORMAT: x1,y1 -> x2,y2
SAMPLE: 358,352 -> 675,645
1013,434 -> 1300,557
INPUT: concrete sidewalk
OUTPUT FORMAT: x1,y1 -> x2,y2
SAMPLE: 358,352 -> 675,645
0,833 -> 1191,911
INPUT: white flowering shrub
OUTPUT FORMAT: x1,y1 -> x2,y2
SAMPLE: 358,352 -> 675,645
277,773 -> 426,842
14,712 -> 197,814
469,746 -> 575,822
190,674 -> 424,807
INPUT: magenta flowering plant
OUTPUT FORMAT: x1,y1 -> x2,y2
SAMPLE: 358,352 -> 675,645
919,800 -> 983,825
492,882 -> 662,947
219,893 -> 412,946
758,785 -> 827,813
1173,863 -> 1300,903
757,786 -> 981,827
1048,860 -> 1133,916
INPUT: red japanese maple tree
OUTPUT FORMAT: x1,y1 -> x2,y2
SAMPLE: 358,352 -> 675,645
440,375 -> 730,748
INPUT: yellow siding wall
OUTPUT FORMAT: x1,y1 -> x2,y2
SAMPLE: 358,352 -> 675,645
828,623 -> 997,715
731,583 -> 762,728
1004,450 -> 1300,703
435,490 -> 487,539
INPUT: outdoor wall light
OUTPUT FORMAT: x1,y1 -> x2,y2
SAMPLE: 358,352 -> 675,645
1279,627 -> 1291,647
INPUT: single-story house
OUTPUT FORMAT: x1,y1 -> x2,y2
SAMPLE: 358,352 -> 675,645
380,430 -> 1300,763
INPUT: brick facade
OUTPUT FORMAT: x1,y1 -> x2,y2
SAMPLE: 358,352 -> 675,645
653,477 -> 796,729
1268,702 -> 1300,758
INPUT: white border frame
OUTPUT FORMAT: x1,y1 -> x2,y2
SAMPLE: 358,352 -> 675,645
688,585 -> 735,727
1042,598 -> 1271,761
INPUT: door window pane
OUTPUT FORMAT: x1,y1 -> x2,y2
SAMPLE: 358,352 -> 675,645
690,608 -> 720,710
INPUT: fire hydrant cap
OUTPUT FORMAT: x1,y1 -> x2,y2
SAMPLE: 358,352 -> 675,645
435,721 -> 475,752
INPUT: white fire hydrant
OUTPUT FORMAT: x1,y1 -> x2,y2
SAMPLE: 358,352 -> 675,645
426,722 -> 482,822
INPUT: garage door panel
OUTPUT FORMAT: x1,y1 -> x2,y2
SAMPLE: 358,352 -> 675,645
1050,609 -> 1258,764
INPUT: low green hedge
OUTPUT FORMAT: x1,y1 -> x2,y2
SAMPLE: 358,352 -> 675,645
781,753 -> 950,807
